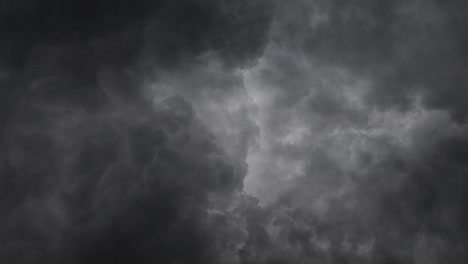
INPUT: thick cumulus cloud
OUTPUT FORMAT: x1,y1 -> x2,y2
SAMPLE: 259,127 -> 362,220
0,93 -> 246,263
270,0 -> 468,120
2,0 -> 468,264
3,92 -> 259,263
0,0 -> 272,263
0,0 -> 273,137
238,0 -> 468,263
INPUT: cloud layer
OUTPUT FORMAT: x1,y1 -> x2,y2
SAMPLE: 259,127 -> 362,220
1,0 -> 467,263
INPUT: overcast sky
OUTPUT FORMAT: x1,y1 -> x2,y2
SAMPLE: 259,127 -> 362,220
0,1 -> 467,263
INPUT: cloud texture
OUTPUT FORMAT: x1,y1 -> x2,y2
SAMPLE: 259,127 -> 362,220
0,0 -> 467,263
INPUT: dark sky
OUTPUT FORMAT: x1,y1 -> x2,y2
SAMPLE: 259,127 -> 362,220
0,1 -> 467,263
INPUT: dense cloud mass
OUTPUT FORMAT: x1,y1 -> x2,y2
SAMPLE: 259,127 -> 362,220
1,0 -> 467,263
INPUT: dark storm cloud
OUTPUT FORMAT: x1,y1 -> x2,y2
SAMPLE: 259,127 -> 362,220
271,130 -> 468,264
0,0 -> 273,263
0,94 -> 245,263
0,0 -> 272,68
238,0 -> 468,263
2,0 -> 468,263
0,0 -> 273,136
228,115 -> 468,263
273,0 -> 468,121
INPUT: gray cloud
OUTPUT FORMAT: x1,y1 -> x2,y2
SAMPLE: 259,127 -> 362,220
0,0 -> 272,263
271,0 -> 468,120
1,0 -> 468,263
0,93 -> 247,263
237,1 -> 468,263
